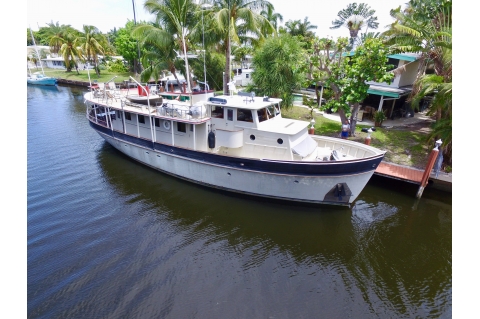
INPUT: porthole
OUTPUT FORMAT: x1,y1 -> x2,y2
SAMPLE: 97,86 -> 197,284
277,138 -> 283,144
163,120 -> 171,130
250,134 -> 256,140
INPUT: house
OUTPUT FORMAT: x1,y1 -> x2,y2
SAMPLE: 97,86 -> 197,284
362,53 -> 423,119
233,68 -> 253,86
304,52 -> 423,120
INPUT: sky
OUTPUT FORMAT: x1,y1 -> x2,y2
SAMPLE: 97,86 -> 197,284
27,0 -> 407,39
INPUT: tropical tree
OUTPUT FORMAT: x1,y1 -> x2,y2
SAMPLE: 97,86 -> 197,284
284,17 -> 317,39
38,22 -> 74,55
330,3 -> 378,49
248,34 -> 305,107
189,50 -> 226,91
307,37 -> 393,135
58,30 -> 83,73
383,0 -> 452,166
78,25 -> 107,76
260,3 -> 283,33
142,0 -> 199,91
115,21 -> 141,72
131,21 -> 184,86
208,0 -> 275,94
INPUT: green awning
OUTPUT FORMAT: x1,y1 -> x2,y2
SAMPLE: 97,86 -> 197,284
387,54 -> 418,62
366,89 -> 400,98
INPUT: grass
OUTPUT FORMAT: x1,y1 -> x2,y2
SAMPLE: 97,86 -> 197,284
36,67 -> 136,84
282,106 -> 432,169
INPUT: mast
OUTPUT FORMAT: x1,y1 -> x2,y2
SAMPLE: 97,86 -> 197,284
132,0 -> 142,75
29,26 -> 45,76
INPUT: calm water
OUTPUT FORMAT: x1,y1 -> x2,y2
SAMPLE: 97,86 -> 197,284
27,84 -> 452,318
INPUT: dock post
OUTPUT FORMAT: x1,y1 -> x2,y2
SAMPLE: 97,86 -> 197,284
416,139 -> 442,198
365,128 -> 372,145
309,119 -> 315,135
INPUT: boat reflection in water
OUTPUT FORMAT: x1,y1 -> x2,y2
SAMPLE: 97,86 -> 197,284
90,141 -> 452,318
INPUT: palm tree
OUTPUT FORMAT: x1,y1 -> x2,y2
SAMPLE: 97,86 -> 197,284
208,0 -> 274,94
330,3 -> 378,48
78,25 -> 106,77
383,0 -> 452,166
58,31 -> 83,73
284,17 -> 317,38
40,21 -> 73,55
131,22 -> 184,86
260,3 -> 282,32
143,0 -> 199,91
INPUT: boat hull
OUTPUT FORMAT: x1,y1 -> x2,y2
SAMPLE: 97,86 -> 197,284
91,121 -> 382,206
27,78 -> 57,86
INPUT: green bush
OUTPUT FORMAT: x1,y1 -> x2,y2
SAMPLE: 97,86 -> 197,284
107,60 -> 128,73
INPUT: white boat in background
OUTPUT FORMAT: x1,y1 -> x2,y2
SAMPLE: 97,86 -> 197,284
84,77 -> 386,206
27,27 -> 57,86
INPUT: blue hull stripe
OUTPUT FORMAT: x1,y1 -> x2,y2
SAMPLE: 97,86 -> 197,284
90,121 -> 383,177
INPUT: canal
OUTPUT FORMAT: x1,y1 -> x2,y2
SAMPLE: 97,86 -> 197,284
27,84 -> 452,318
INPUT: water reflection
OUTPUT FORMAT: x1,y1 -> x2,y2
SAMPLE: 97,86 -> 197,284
96,141 -> 452,318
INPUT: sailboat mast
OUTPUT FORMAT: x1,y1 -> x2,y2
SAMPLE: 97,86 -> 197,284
29,26 -> 45,76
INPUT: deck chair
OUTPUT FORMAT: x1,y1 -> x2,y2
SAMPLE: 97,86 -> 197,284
108,82 -> 121,98
105,91 -> 117,105
93,83 -> 106,99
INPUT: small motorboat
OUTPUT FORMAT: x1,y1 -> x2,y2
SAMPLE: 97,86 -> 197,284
27,72 -> 57,86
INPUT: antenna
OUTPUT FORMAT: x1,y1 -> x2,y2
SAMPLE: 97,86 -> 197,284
201,3 -> 212,100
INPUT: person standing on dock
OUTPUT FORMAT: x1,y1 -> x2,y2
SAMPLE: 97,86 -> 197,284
341,120 -> 350,139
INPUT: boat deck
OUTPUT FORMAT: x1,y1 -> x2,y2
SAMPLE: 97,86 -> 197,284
85,88 -> 210,123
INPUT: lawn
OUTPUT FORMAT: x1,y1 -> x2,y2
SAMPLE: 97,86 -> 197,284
38,67 -> 135,84
281,106 -> 432,169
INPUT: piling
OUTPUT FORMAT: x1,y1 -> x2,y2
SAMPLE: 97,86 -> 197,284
416,139 -> 442,198
364,128 -> 372,145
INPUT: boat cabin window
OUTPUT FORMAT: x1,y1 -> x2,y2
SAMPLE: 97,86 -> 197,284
154,118 -> 160,127
266,104 -> 280,118
227,109 -> 233,121
125,112 -> 132,121
237,109 -> 253,122
211,105 -> 224,118
257,108 -> 268,122
177,122 -> 186,133
138,115 -> 145,124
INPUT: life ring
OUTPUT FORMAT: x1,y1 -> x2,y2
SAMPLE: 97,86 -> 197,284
163,120 -> 171,130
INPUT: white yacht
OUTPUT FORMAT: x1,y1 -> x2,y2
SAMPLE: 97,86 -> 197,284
84,79 -> 385,206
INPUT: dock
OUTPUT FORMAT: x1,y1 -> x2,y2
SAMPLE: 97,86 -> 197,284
374,161 -> 452,192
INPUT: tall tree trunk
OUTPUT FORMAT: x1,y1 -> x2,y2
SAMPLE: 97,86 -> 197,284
349,102 -> 360,136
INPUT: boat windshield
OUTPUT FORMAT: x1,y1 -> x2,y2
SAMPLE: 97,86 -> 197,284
266,103 -> 280,118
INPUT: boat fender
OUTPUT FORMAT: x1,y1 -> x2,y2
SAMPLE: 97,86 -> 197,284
208,131 -> 216,149
163,120 -> 171,130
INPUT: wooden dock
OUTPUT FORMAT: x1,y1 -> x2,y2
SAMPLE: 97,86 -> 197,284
375,162 -> 423,184
374,161 -> 452,192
